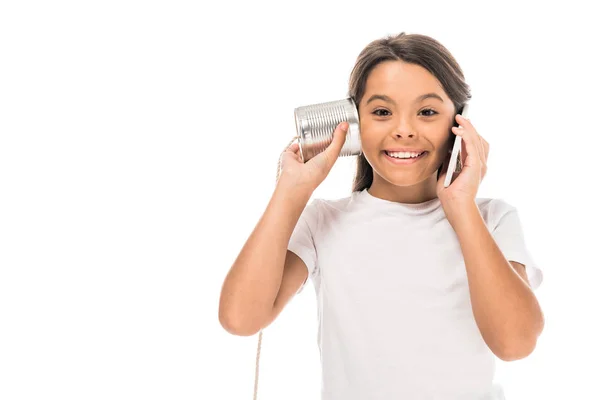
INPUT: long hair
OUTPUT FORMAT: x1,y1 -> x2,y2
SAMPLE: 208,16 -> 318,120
348,32 -> 472,192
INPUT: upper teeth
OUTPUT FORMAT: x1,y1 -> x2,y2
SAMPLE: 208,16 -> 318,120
387,151 -> 423,159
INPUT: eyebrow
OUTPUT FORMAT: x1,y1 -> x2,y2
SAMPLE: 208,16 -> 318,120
365,92 -> 444,105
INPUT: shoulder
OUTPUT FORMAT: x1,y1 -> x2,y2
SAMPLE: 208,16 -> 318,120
300,192 -> 356,229
475,197 -> 519,226
311,192 -> 358,217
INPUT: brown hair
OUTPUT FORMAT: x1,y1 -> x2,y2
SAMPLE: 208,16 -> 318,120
348,32 -> 472,192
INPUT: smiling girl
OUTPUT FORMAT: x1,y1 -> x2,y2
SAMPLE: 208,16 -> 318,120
219,32 -> 544,400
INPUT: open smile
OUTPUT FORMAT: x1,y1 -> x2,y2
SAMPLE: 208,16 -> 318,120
382,150 -> 428,165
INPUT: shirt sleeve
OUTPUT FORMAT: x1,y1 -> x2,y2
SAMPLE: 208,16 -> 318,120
491,199 -> 543,291
287,198 -> 321,295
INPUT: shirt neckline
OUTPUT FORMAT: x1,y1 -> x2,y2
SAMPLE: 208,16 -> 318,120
353,188 -> 443,215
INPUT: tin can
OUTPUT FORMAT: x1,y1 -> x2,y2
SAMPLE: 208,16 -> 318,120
293,98 -> 362,163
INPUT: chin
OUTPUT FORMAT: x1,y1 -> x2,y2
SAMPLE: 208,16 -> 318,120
387,177 -> 428,187
375,170 -> 430,187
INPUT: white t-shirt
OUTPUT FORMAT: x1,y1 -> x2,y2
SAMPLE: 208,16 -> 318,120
288,188 -> 543,400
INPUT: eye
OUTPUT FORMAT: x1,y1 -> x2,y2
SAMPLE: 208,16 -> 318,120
373,109 -> 390,117
372,108 -> 438,117
420,108 -> 438,117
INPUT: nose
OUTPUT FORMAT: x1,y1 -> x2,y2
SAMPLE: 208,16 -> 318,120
394,123 -> 415,138
393,119 -> 416,138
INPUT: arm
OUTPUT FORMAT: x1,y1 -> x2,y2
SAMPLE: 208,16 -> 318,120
447,201 -> 545,361
218,180 -> 313,336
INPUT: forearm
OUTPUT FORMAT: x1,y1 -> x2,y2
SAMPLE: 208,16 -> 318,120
447,201 -> 544,360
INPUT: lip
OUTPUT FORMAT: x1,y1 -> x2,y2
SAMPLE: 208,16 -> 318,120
384,148 -> 427,153
383,150 -> 428,165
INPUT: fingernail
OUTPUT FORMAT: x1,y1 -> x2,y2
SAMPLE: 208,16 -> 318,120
340,122 -> 348,131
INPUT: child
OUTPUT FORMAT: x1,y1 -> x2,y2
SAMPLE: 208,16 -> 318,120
219,32 -> 544,400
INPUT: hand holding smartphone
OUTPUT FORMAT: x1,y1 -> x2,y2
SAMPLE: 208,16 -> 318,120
443,103 -> 470,188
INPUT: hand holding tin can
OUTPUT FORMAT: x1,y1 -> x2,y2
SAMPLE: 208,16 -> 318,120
278,121 -> 350,192
294,98 -> 361,162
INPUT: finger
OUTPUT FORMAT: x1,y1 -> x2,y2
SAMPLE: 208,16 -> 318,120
476,136 -> 486,166
310,121 -> 349,168
451,127 -> 467,166
480,137 -> 489,179
453,119 -> 489,182
455,113 -> 473,129
481,136 -> 489,162
452,126 -> 482,166
472,134 -> 485,167
456,115 -> 486,162
453,126 -> 481,167
468,131 -> 487,180
475,134 -> 485,164
286,142 -> 300,154
280,140 -> 302,165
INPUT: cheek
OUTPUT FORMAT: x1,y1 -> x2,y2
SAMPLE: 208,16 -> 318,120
443,131 -> 455,151
358,121 -> 384,150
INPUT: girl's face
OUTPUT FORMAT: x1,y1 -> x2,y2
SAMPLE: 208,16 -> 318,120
358,60 -> 457,187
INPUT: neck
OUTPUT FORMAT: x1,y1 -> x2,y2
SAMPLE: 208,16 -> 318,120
367,173 -> 438,204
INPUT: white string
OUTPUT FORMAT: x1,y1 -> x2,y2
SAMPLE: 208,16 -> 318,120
253,134 -> 300,400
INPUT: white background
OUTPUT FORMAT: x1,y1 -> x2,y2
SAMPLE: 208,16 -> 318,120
1,1 -> 598,399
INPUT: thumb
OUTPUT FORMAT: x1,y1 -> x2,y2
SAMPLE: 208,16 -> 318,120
313,121 -> 348,168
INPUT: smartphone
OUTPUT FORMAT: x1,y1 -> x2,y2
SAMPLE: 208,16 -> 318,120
443,103 -> 470,188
